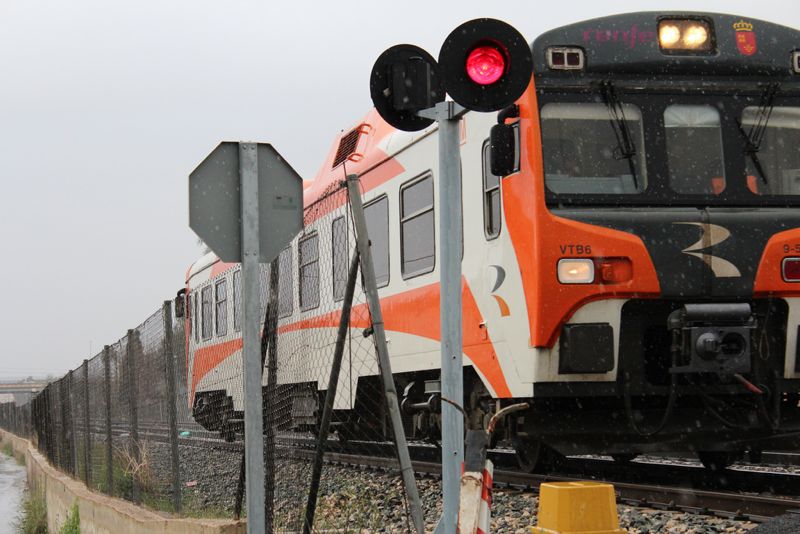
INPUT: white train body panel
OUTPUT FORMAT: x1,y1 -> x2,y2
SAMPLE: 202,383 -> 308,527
184,108 -> 625,414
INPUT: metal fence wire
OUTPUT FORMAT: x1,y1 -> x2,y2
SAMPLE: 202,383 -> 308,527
255,178 -> 419,532
0,401 -> 32,438
0,177 -> 423,532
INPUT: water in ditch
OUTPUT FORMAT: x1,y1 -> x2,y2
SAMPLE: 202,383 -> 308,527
0,451 -> 27,534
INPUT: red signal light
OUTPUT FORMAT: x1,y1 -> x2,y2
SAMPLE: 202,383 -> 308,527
466,45 -> 505,85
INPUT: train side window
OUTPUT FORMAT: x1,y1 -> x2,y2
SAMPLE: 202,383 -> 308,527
401,173 -> 435,278
332,216 -> 348,301
193,293 -> 199,343
364,195 -> 390,287
201,285 -> 212,341
299,234 -> 320,311
482,140 -> 501,239
278,247 -> 293,318
215,279 -> 228,337
233,270 -> 241,332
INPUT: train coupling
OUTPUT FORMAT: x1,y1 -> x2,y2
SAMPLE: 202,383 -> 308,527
668,303 -> 755,375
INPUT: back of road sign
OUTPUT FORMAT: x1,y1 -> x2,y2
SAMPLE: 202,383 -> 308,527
189,142 -> 303,263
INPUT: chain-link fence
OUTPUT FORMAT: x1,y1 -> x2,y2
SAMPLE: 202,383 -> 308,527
0,401 -> 32,438
0,176 -> 425,531
259,178 -> 421,531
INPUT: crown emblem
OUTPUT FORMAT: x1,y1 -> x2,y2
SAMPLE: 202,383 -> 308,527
733,20 -> 754,32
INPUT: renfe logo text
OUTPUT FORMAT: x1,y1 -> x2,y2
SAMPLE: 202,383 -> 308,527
583,25 -> 656,49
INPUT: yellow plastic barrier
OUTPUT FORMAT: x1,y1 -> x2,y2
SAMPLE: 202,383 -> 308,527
530,481 -> 627,534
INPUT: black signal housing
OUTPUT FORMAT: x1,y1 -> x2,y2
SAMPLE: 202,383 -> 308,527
369,44 -> 444,132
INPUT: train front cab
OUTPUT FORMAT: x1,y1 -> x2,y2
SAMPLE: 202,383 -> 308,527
508,12 -> 800,469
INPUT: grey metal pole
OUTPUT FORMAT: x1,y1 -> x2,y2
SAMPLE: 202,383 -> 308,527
239,142 -> 266,534
346,174 -> 425,534
103,346 -> 113,495
432,101 -> 467,534
83,360 -> 91,486
162,301 -> 182,512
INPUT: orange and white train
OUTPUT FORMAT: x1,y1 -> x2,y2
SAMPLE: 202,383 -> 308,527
182,11 -> 800,471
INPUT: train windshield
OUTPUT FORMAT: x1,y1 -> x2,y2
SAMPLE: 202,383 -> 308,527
742,106 -> 800,195
540,95 -> 800,204
665,105 -> 725,195
541,103 -> 647,195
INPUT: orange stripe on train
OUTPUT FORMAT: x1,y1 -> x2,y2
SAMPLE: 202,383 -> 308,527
279,279 -> 511,397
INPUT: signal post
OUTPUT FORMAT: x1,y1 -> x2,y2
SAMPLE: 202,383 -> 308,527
189,143 -> 303,534
369,18 -> 532,533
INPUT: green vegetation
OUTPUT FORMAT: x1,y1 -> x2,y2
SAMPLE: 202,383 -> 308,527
2,441 -> 25,465
15,490 -> 48,534
180,491 -> 232,519
2,442 -> 25,465
58,504 -> 79,534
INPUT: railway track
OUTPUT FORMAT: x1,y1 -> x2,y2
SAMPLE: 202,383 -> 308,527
79,421 -> 800,522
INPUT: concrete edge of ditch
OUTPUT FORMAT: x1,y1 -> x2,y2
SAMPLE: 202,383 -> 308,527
0,429 -> 246,534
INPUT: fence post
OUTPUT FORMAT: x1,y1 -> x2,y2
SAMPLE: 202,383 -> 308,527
103,346 -> 113,496
62,374 -> 74,475
47,386 -> 55,464
69,372 -> 78,476
264,259 -> 279,532
162,301 -> 182,513
81,359 -> 91,486
44,386 -> 53,463
126,330 -> 141,504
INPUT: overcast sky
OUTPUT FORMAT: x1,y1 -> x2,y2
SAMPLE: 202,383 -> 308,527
0,0 -> 796,380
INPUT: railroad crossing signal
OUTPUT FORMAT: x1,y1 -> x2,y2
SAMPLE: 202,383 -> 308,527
369,18 -> 533,127
189,142 -> 303,263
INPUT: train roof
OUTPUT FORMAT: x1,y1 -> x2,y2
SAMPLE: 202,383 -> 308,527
185,251 -> 238,286
303,108 -> 435,209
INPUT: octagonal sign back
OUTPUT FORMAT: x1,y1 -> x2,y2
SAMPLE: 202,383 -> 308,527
189,142 -> 303,263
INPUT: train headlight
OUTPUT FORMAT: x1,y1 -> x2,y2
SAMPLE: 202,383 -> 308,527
659,24 -> 681,47
557,259 -> 595,284
658,19 -> 713,53
682,25 -> 708,48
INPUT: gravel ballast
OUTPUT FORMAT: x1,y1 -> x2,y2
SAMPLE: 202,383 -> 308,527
139,439 -> 764,532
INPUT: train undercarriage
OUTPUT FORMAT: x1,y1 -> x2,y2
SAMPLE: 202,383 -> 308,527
192,298 -> 800,472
